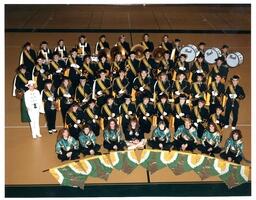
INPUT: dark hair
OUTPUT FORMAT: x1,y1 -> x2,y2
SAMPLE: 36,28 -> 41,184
208,122 -> 217,132
230,129 -> 243,140
57,128 -> 70,142
128,117 -> 139,132
106,118 -> 119,132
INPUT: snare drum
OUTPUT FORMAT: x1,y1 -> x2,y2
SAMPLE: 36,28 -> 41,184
180,44 -> 198,62
204,47 -> 222,64
226,52 -> 244,68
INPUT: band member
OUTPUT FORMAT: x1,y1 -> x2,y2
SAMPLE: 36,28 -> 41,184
41,79 -> 57,134
74,76 -> 92,110
191,98 -> 209,138
77,35 -> 91,57
132,66 -> 154,104
53,39 -> 68,60
220,129 -> 244,164
19,42 -> 37,73
159,51 -> 172,72
79,125 -> 101,156
55,128 -> 80,161
172,71 -> 190,103
32,55 -> 50,92
190,52 -> 209,82
197,42 -> 206,55
198,123 -> 221,157
148,120 -> 172,150
38,41 -> 52,63
57,77 -> 74,124
126,51 -> 140,84
173,54 -> 189,80
115,34 -> 130,57
141,49 -> 158,78
103,119 -> 126,151
82,55 -> 96,86
221,44 -> 229,61
170,38 -> 182,62
111,52 -> 125,78
49,52 -> 66,89
101,95 -> 119,127
12,65 -> 32,123
92,69 -> 112,107
137,95 -> 155,134
160,35 -> 173,53
156,94 -> 172,128
97,54 -> 111,77
209,105 -> 226,134
208,73 -> 225,114
154,70 -> 172,100
124,117 -> 147,150
112,68 -> 131,106
95,34 -> 110,55
208,56 -> 229,84
24,80 -> 42,139
84,99 -> 100,136
66,102 -> 86,140
190,73 -> 207,106
173,118 -> 198,152
119,94 -> 137,132
141,33 -> 154,52
224,75 -> 245,130
67,48 -> 83,88
173,94 -> 191,131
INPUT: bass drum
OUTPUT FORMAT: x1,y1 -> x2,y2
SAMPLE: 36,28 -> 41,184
226,52 -> 244,68
180,44 -> 198,62
204,47 -> 222,64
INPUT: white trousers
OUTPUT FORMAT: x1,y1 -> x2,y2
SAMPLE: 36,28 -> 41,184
28,108 -> 40,138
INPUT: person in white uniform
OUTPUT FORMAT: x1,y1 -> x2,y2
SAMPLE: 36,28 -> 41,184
24,80 -> 42,139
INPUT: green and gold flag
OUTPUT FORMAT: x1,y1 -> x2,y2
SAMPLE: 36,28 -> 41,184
79,155 -> 113,181
109,150 -> 139,174
49,162 -> 87,189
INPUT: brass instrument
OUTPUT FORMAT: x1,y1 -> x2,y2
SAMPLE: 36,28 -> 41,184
130,44 -> 147,61
15,89 -> 25,99
110,46 -> 121,62
153,47 -> 165,63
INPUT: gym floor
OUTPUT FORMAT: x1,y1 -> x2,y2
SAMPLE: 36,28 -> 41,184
5,4 -> 251,187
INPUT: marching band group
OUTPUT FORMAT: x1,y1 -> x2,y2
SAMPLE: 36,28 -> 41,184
12,33 -> 246,164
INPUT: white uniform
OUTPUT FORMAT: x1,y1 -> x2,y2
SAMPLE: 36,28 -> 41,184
24,89 -> 42,138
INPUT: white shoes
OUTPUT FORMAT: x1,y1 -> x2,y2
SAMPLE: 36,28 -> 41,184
224,125 -> 229,129
232,126 -> 237,130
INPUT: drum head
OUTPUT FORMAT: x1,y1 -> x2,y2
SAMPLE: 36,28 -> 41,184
234,52 -> 244,65
180,46 -> 196,62
212,47 -> 222,57
204,48 -> 218,64
226,53 -> 239,68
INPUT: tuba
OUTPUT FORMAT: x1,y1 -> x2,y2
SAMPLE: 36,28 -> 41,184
153,47 -> 165,63
130,44 -> 147,61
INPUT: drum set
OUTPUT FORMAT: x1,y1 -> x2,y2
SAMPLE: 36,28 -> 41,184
180,44 -> 244,68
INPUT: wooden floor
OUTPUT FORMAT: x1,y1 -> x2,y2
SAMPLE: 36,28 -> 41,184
5,5 -> 251,185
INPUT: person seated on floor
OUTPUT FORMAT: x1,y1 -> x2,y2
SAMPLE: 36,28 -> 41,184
124,117 -> 147,150
78,124 -> 101,156
220,129 -> 244,164
198,122 -> 222,157
148,120 -> 172,150
55,128 -> 80,162
103,119 -> 126,151
173,118 -> 198,152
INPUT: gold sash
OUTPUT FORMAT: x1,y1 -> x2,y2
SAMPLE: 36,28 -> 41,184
77,85 -> 87,97
117,42 -> 128,55
59,86 -> 68,96
141,41 -> 148,49
96,79 -> 109,95
193,83 -> 201,95
112,61 -> 120,71
50,60 -> 60,71
35,65 -> 48,80
211,114 -> 221,132
67,111 -> 77,124
194,106 -> 202,120
195,61 -> 202,70
69,56 -> 81,75
121,103 -> 129,114
213,65 -> 219,74
139,103 -> 147,115
175,81 -> 181,92
116,77 -> 125,90
83,63 -> 94,75
157,102 -> 164,113
212,82 -> 218,93
161,42 -> 168,51
175,103 -> 182,115
98,62 -> 104,70
17,73 -> 28,84
44,89 -> 53,97
229,84 -> 236,95
161,59 -> 169,67
24,50 -> 35,64
127,59 -> 137,75
170,48 -> 176,61
103,104 -> 112,117
142,58 -> 152,69
157,80 -> 166,92
86,107 -> 95,119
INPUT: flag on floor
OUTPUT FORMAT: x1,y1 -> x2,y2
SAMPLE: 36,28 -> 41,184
79,155 -> 113,181
49,162 -> 87,189
109,150 -> 139,174
139,149 -> 168,174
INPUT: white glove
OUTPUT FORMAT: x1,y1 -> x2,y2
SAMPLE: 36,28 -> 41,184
40,68 -> 45,73
135,132 -> 139,136
163,111 -> 167,116
82,98 -> 87,103
94,115 -> 98,119
56,68 -> 62,73
92,119 -> 96,123
197,119 -> 202,123
76,119 -> 81,124
175,91 -> 180,96
47,96 -> 54,101
119,90 -> 125,94
194,122 -> 198,127
71,63 -> 79,68
179,67 -> 185,71
168,98 -> 174,103
196,69 -> 203,73
74,124 -> 78,128
186,100 -> 190,104
212,91 -> 218,96
107,116 -> 112,120
128,111 -> 132,115
125,114 -> 129,119
112,113 -> 115,117
176,114 -> 180,119
159,92 -> 164,95
146,113 -> 150,117
97,91 -> 103,96
143,116 -> 147,120
216,120 -> 220,124
195,94 -> 200,99
63,93 -> 71,98
150,98 -> 154,102
179,112 -> 185,117
139,87 -> 144,92
160,115 -> 164,119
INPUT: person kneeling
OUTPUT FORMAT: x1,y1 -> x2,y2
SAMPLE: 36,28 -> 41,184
148,120 -> 172,150
124,117 -> 147,150
55,128 -> 80,161
103,119 -> 126,151
173,118 -> 198,152
79,125 -> 101,156
198,123 -> 221,157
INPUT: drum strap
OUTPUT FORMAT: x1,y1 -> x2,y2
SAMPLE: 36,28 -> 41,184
128,59 -> 137,75
50,60 -> 60,71
103,104 -> 112,117
24,50 -> 35,64
161,42 -> 168,51
83,63 -> 94,75
17,73 -> 28,84
194,106 -> 202,120
157,80 -> 165,92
